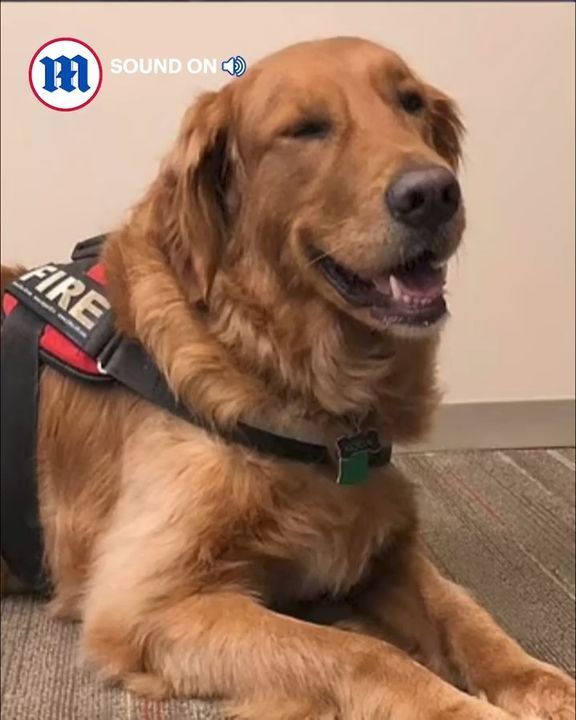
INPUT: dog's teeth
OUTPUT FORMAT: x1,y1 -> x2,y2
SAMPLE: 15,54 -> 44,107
390,276 -> 403,301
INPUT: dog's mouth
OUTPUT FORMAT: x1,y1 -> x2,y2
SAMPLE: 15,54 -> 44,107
311,247 -> 448,328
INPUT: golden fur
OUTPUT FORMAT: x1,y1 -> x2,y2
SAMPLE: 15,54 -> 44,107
1,38 -> 574,719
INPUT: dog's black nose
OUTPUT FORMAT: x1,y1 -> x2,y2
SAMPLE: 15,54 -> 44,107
386,166 -> 461,230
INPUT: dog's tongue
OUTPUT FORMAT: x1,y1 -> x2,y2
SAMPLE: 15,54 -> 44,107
373,262 -> 445,300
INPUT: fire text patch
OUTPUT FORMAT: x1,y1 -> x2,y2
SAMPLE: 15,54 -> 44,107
7,263 -> 114,356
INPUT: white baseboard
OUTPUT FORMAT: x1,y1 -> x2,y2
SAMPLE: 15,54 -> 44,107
398,399 -> 575,452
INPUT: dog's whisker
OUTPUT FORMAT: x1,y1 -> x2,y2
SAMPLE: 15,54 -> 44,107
304,236 -> 356,270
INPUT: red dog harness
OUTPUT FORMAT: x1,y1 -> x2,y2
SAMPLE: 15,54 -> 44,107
2,239 -> 113,382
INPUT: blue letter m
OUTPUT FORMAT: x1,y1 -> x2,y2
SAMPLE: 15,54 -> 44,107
40,54 -> 90,93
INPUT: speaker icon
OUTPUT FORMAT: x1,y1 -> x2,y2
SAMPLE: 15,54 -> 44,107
221,55 -> 247,78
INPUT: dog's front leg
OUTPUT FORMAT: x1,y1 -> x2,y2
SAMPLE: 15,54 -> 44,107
83,589 -> 517,720
356,542 -> 575,719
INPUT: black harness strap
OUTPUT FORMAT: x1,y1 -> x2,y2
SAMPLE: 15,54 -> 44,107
71,235 -> 107,262
1,305 -> 49,591
98,335 -> 336,464
98,337 -> 392,467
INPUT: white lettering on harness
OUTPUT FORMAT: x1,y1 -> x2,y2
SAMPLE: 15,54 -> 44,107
20,265 -> 59,282
35,269 -> 67,293
45,277 -> 85,310
21,265 -> 111,331
69,290 -> 109,329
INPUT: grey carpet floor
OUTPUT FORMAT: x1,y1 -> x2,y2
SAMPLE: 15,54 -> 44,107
2,448 -> 575,720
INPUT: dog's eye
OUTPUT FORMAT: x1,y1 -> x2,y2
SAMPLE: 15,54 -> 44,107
399,91 -> 425,114
284,119 -> 331,140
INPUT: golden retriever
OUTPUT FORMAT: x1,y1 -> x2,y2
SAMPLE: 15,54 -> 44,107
1,37 -> 574,720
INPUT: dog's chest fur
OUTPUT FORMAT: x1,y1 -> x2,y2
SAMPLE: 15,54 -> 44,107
38,397 -> 417,615
110,418 -> 419,607
237,457 -> 417,604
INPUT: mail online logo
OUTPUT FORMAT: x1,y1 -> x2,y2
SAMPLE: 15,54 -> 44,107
29,38 -> 102,111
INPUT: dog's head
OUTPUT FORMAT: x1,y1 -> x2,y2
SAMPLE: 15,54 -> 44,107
158,37 -> 464,339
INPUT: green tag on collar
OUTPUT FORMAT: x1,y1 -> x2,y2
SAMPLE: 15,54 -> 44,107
336,430 -> 382,485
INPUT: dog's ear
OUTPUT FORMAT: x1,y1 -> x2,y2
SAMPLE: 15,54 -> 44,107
160,90 -> 235,302
426,87 -> 464,170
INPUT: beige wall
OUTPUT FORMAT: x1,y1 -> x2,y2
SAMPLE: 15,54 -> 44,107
1,2 -> 574,405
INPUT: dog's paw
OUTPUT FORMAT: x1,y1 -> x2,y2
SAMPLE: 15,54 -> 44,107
490,661 -> 575,720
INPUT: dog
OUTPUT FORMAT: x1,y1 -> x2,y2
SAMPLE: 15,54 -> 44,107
1,37 -> 574,720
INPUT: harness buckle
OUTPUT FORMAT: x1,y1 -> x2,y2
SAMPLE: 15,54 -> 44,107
96,334 -> 122,376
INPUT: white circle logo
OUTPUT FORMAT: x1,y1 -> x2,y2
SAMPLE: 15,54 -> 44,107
29,38 -> 102,111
